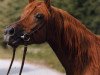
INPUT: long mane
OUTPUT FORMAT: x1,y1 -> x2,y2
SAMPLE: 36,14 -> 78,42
49,6 -> 100,74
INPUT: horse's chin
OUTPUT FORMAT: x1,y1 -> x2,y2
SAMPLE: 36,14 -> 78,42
8,40 -> 20,48
4,37 -> 21,48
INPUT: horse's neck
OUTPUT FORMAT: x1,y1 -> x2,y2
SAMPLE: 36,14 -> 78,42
47,7 -> 100,75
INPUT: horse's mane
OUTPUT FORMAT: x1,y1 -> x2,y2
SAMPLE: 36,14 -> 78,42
51,6 -> 100,47
49,6 -> 100,73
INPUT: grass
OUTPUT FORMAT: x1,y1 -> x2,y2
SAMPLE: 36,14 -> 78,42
0,43 -> 65,73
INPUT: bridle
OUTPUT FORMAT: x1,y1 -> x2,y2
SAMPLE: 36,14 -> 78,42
7,18 -> 47,75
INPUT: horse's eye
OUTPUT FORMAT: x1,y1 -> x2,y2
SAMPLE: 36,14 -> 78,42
35,13 -> 44,20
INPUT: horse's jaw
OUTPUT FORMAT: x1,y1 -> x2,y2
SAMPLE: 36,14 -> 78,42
3,34 -> 22,48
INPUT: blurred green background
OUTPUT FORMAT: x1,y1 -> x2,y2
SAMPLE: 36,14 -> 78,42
0,0 -> 100,73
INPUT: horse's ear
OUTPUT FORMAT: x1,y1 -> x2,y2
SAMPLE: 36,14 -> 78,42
44,0 -> 51,9
29,0 -> 35,3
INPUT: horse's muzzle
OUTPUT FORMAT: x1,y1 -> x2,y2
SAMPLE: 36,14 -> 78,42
3,27 -> 21,47
4,27 -> 14,42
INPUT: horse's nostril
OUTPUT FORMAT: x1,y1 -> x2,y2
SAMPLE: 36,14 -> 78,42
9,28 -> 15,35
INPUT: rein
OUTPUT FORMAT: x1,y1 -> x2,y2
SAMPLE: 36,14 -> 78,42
7,44 -> 28,75
7,47 -> 16,75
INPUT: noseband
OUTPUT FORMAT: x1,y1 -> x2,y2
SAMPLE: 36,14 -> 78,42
21,22 -> 46,42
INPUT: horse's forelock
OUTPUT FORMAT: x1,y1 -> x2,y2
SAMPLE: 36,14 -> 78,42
21,1 -> 51,20
29,0 -> 35,3
18,1 -> 51,32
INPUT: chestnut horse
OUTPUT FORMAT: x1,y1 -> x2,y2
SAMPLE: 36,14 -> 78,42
4,0 -> 100,75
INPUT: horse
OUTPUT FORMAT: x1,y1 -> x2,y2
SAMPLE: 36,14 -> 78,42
4,0 -> 100,75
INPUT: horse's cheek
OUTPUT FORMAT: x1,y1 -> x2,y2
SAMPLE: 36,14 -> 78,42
33,28 -> 46,43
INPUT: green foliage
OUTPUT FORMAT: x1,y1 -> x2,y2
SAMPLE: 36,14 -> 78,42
0,0 -> 27,26
52,0 -> 100,34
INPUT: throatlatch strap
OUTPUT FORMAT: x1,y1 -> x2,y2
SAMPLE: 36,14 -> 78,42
7,47 -> 16,75
19,46 -> 27,75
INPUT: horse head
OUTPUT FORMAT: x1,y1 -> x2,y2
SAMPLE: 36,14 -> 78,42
4,0 -> 51,47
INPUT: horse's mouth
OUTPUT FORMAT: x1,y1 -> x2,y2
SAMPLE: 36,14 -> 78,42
3,35 -> 22,48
